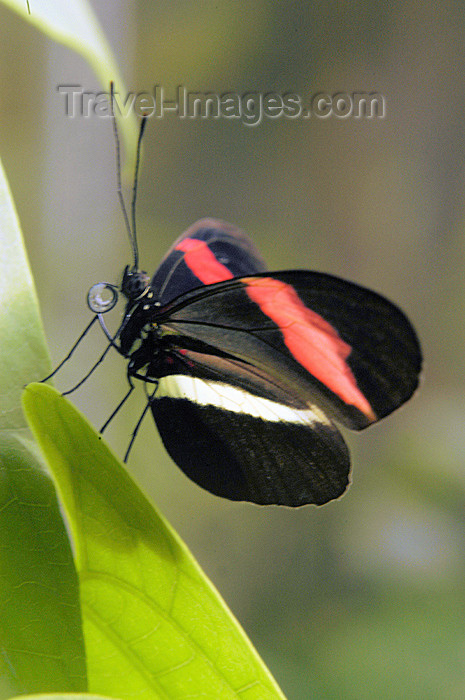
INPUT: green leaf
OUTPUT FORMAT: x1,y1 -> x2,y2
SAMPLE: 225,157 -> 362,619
8,695 -> 115,700
23,384 -> 286,700
0,0 -> 138,172
0,163 -> 49,425
0,159 -> 86,696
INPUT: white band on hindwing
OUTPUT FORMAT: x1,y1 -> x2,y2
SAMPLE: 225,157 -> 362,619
156,374 -> 330,426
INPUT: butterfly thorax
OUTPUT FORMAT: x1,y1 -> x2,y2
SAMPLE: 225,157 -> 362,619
118,264 -> 164,355
119,294 -> 161,355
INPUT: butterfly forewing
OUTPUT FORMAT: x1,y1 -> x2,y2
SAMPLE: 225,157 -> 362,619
155,271 -> 421,430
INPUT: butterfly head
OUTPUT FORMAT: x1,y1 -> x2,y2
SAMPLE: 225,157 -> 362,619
121,265 -> 151,302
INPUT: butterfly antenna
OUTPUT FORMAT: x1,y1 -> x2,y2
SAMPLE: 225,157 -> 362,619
130,115 -> 148,271
110,82 -> 138,269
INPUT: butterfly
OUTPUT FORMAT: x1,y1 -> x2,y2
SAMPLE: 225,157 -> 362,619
79,214 -> 421,508
50,95 -> 421,507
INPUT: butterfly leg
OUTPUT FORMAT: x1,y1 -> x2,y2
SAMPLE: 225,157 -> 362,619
61,340 -> 115,396
100,373 -> 136,434
123,378 -> 159,463
40,316 -> 99,383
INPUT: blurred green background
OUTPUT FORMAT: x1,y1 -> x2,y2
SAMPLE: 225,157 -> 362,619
1,1 -> 464,698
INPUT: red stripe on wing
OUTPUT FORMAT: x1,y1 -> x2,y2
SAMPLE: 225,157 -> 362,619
176,238 -> 234,284
243,276 -> 376,420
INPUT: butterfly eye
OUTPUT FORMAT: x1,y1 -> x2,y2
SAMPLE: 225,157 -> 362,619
87,283 -> 119,313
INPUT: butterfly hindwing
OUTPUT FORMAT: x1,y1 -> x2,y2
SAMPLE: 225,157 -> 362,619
149,349 -> 350,506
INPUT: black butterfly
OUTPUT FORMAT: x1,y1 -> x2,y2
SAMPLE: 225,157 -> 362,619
48,105 -> 421,508
78,214 -> 420,507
